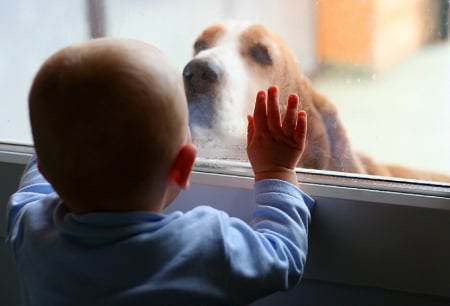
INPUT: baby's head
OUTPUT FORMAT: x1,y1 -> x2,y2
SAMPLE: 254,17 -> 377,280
29,38 -> 196,213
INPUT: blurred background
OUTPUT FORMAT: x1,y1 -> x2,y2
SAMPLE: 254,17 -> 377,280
313,0 -> 450,177
1,0 -> 449,177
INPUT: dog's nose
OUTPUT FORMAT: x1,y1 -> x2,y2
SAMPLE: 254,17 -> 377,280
183,59 -> 222,94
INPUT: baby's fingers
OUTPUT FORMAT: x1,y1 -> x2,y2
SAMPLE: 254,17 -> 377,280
294,111 -> 307,149
282,94 -> 300,137
267,86 -> 282,132
253,91 -> 268,132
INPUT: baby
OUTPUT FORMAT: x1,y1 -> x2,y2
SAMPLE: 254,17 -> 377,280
7,38 -> 314,306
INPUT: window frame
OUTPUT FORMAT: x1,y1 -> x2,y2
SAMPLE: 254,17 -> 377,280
2,143 -> 449,201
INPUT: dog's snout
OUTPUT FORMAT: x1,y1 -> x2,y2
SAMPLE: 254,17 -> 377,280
183,59 -> 222,94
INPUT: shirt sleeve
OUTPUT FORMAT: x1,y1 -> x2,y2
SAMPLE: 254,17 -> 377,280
223,179 -> 314,304
6,155 -> 55,236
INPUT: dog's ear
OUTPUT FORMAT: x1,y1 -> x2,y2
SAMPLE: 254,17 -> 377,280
297,77 -> 365,173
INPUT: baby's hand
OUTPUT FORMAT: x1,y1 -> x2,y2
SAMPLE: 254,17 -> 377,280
247,86 -> 307,185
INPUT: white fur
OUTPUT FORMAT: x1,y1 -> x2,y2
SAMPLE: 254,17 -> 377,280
188,22 -> 272,159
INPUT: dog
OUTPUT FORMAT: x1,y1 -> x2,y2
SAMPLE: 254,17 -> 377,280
183,21 -> 450,182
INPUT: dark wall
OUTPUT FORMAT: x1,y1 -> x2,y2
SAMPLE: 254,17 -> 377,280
253,279 -> 450,306
1,162 -> 25,306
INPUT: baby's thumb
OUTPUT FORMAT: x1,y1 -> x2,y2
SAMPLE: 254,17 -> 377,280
247,115 -> 254,145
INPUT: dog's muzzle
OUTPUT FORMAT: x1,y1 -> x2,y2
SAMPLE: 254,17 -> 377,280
183,58 -> 222,93
183,59 -> 223,130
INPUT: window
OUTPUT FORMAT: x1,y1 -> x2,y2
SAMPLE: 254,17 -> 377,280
1,0 -> 450,189
0,0 -> 90,144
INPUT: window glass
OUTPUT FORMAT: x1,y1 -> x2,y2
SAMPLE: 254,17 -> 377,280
313,1 -> 450,181
0,0 -> 89,144
2,0 -> 449,184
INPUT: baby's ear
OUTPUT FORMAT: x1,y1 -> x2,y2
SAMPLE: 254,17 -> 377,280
169,143 -> 197,189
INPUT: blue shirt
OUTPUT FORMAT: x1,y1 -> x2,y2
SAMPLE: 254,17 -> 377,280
6,156 -> 314,306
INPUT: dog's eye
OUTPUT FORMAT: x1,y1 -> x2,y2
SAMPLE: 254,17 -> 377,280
249,43 -> 272,66
194,40 -> 208,54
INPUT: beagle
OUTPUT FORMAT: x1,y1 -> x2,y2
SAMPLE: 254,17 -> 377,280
183,21 -> 450,182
